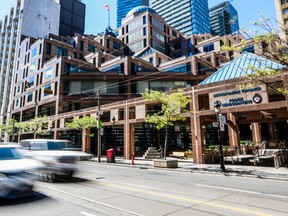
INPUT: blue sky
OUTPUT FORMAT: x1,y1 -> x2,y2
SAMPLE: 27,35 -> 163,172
0,0 -> 277,35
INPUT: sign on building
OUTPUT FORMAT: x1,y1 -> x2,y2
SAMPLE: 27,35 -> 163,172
209,85 -> 268,110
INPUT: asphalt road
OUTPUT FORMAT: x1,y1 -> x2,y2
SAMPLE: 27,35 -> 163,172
1,161 -> 288,216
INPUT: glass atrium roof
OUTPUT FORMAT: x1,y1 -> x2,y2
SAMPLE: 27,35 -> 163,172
126,6 -> 157,17
199,52 -> 286,85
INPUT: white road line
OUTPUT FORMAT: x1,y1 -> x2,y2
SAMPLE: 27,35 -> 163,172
195,184 -> 288,199
80,211 -> 97,216
78,169 -> 107,174
37,183 -> 144,216
111,181 -> 160,190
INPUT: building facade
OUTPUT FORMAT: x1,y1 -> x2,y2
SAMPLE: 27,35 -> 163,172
209,1 -> 239,36
275,0 -> 288,38
149,0 -> 210,35
117,0 -> 149,28
56,0 -> 86,37
9,7 -> 247,152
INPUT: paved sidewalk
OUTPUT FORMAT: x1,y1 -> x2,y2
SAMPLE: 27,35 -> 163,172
89,156 -> 288,181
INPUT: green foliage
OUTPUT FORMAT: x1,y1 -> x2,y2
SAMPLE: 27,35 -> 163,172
65,116 -> 97,131
142,89 -> 190,159
221,15 -> 288,96
0,118 -> 16,135
16,116 -> 49,136
142,89 -> 190,130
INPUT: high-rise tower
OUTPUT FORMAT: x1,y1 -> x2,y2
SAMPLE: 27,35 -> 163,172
57,0 -> 86,37
117,0 -> 149,27
209,1 -> 239,36
274,0 -> 288,39
149,0 -> 210,35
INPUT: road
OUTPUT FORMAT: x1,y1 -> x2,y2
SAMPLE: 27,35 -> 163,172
1,161 -> 288,216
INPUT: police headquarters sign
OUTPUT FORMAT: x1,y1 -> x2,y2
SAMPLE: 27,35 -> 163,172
209,85 -> 268,109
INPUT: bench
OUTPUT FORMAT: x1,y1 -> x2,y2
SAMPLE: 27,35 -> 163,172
169,152 -> 186,159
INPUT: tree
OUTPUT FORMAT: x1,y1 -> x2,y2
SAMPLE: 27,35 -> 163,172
65,116 -> 97,152
0,118 -> 17,141
142,89 -> 190,159
221,15 -> 288,95
16,116 -> 49,139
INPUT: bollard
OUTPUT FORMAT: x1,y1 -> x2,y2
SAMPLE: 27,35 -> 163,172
131,155 -> 135,165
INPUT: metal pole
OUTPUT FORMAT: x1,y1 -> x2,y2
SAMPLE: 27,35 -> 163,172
97,90 -> 101,163
112,116 -> 116,161
216,113 -> 226,172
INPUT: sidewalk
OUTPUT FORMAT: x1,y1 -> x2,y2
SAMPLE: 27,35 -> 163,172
89,156 -> 288,181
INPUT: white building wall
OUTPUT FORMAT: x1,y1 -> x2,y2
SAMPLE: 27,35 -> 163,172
21,0 -> 60,38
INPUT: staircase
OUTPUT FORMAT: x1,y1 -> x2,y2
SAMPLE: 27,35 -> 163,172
143,147 -> 162,160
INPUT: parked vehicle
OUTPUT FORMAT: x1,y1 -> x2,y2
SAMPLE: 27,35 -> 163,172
0,144 -> 44,199
19,139 -> 91,179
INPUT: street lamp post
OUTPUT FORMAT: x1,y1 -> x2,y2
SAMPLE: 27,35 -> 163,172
97,90 -> 102,163
112,116 -> 116,162
214,100 -> 226,172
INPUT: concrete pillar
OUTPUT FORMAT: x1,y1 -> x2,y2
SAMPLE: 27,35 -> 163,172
123,101 -> 131,159
251,123 -> 262,145
191,114 -> 203,164
227,113 -> 240,147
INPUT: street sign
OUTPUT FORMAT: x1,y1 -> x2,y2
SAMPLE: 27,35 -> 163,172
219,115 -> 226,125
220,124 -> 225,131
100,128 -> 104,135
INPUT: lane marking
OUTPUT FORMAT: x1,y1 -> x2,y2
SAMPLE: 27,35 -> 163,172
80,212 -> 97,216
94,181 -> 272,216
195,184 -> 288,199
37,183 -> 144,216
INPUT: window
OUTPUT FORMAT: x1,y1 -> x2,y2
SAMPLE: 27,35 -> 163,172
88,44 -> 96,52
203,43 -> 214,52
28,76 -> 34,87
30,61 -> 37,73
143,28 -> 146,36
56,47 -> 68,57
46,43 -> 51,55
27,92 -> 33,102
283,8 -> 288,15
113,42 -> 120,49
44,84 -> 53,96
31,47 -> 37,58
45,66 -> 53,79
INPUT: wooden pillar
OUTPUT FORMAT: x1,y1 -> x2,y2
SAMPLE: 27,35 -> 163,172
227,113 -> 240,147
251,123 -> 262,145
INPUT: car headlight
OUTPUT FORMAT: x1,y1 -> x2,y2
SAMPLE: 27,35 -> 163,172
0,173 -> 8,180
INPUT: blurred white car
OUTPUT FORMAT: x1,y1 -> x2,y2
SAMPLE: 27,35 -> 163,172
20,139 -> 91,179
0,144 -> 44,199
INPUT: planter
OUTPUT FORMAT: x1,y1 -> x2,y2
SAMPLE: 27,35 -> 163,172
153,159 -> 178,168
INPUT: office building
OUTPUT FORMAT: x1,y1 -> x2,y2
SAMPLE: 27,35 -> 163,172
150,0 -> 210,35
117,0 -> 149,28
56,0 -> 86,37
209,1 -> 240,36
0,0 -> 87,132
275,0 -> 288,38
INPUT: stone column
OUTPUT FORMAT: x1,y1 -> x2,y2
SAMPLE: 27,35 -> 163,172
251,123 -> 262,145
227,113 -> 240,147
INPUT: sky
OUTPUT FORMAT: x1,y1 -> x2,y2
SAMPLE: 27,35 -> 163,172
0,0 -> 277,35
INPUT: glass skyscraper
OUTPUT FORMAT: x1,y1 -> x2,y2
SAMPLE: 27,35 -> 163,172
117,0 -> 149,27
149,0 -> 210,35
209,1 -> 239,36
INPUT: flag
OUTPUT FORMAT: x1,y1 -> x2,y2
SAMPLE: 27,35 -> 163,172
103,4 -> 110,12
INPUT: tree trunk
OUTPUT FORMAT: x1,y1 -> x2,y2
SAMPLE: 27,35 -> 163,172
82,129 -> 86,152
164,126 -> 168,160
